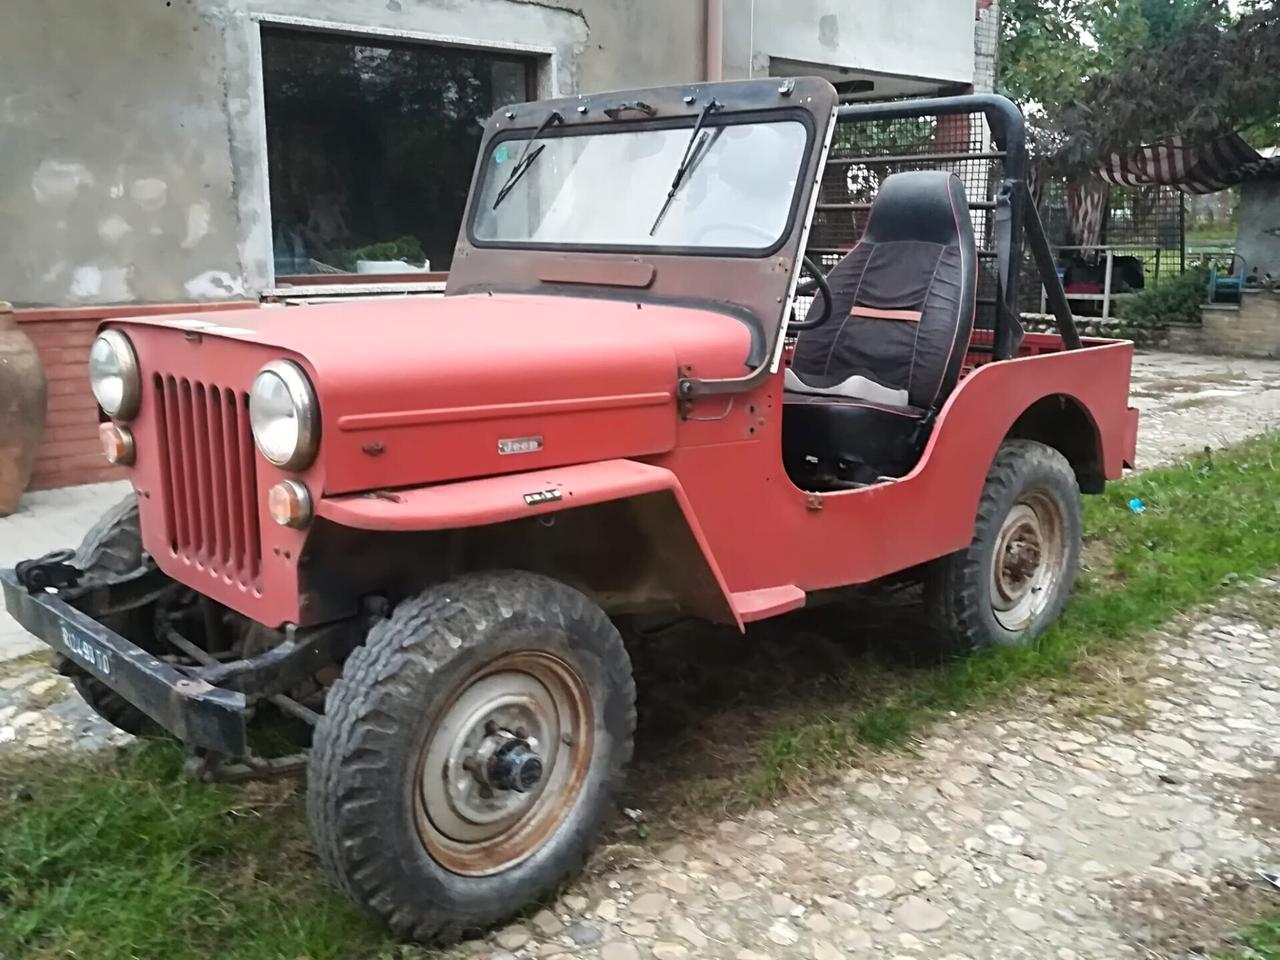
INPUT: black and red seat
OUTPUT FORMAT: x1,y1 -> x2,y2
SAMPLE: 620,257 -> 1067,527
783,170 -> 978,487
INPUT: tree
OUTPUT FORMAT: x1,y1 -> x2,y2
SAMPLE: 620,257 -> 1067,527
1056,2 -> 1280,164
999,0 -> 1280,167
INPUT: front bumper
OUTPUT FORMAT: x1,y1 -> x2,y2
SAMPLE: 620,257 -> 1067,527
1,568 -> 247,754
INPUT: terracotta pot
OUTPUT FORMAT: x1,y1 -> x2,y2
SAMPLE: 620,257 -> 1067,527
0,302 -> 47,515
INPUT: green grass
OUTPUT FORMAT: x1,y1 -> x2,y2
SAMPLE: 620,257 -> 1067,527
1218,916 -> 1280,959
2,433 -> 1280,959
0,746 -> 388,960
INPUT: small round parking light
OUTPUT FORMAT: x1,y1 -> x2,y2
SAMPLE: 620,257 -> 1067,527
99,422 -> 136,465
268,479 -> 313,528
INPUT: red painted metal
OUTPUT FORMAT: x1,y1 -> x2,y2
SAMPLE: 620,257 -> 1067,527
102,296 -> 1135,631
151,373 -> 261,590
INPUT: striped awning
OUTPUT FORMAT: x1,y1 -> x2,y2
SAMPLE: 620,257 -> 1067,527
1099,132 -> 1280,194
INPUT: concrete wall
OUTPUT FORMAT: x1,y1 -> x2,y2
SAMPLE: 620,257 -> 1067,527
0,0 -> 702,309
724,0 -> 975,85
1237,179 -> 1280,281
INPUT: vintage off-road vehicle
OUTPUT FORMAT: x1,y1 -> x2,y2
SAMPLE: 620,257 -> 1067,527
5,78 -> 1137,940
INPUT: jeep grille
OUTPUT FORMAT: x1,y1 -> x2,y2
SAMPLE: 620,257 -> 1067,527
152,375 -> 262,588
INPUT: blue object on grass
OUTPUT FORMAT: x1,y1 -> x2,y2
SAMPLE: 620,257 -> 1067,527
1128,498 -> 1146,514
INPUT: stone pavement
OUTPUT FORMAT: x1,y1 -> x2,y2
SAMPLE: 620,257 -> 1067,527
0,480 -> 130,660
441,582 -> 1280,960
1129,352 -> 1280,468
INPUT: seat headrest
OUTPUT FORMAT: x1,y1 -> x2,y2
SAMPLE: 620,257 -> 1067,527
863,171 -> 970,247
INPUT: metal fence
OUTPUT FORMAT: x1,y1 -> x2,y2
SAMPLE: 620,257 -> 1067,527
806,109 -> 1006,335
805,113 -> 1190,324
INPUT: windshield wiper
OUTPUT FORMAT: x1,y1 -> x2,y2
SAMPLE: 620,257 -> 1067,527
492,109 -> 563,211
649,99 -> 721,236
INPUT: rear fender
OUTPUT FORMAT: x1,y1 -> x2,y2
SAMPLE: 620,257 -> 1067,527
314,460 -> 741,628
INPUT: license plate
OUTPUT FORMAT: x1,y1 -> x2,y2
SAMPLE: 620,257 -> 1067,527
60,623 -> 114,676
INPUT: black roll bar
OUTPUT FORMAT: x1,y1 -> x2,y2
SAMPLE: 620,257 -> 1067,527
834,94 -> 1082,358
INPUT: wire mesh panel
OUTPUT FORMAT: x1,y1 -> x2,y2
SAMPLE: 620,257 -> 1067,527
806,111 -> 1006,333
1023,176 -> 1185,312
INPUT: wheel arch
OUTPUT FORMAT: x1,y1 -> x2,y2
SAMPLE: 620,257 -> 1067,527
1004,392 -> 1106,494
306,462 -> 739,627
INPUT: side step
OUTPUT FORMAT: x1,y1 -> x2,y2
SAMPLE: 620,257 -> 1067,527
730,585 -> 806,623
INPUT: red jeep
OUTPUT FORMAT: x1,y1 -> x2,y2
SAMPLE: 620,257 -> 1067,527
5,78 -> 1137,940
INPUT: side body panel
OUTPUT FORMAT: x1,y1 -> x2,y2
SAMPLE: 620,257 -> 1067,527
325,338 -> 1137,623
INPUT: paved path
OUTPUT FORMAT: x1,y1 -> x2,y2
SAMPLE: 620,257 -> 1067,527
1130,352 -> 1280,468
0,480 -> 130,660
449,583 -> 1280,960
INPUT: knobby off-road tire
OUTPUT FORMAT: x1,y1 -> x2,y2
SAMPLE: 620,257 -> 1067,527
307,571 -> 636,944
63,494 -> 158,736
924,440 -> 1082,651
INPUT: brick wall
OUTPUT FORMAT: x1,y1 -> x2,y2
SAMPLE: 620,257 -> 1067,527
15,302 -> 256,491
1202,293 -> 1280,359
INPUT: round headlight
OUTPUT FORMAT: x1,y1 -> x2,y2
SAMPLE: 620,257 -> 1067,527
88,331 -> 141,419
249,360 -> 319,470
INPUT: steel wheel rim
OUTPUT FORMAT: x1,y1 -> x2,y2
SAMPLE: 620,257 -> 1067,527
415,650 -> 593,876
990,490 -> 1065,632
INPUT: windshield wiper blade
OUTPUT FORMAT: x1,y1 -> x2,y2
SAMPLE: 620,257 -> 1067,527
649,99 -> 721,236
493,109 -> 563,211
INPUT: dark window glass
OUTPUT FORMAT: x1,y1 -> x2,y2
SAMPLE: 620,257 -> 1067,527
262,27 -> 533,277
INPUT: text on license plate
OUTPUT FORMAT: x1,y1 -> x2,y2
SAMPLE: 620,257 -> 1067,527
60,624 -> 113,676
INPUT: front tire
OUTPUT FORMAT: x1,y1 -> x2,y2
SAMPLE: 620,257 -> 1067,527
924,440 -> 1082,651
62,495 -> 157,736
307,571 -> 635,944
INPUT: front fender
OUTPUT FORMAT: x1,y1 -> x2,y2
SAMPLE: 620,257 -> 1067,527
316,459 -> 742,627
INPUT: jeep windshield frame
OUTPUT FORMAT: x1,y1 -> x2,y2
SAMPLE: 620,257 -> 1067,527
447,78 -> 841,397
468,109 -> 815,258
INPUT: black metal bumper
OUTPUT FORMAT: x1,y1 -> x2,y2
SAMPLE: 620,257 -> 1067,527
1,568 -> 247,754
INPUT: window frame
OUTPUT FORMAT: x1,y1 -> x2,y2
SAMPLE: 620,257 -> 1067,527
248,13 -> 555,295
464,108 -> 818,260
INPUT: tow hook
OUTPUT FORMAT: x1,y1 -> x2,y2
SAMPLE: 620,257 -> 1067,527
14,549 -> 83,593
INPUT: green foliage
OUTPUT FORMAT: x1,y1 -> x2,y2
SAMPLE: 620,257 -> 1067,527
1058,2 -> 1280,163
1215,915 -> 1280,958
1000,0 -> 1280,166
341,234 -> 426,270
1114,266 -> 1209,326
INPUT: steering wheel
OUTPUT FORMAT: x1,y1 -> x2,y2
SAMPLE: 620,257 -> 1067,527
788,255 -> 833,331
689,222 -> 835,332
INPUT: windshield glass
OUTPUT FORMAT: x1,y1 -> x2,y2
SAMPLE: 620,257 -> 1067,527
471,118 -> 809,251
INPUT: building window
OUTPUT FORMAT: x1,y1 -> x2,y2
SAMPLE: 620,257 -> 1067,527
261,27 -> 535,279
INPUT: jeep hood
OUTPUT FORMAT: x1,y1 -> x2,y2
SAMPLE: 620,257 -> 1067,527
121,292 -> 756,493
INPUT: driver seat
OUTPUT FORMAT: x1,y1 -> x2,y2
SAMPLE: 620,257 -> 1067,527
783,171 -> 977,487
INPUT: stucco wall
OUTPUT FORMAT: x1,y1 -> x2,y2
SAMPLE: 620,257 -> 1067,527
1237,179 -> 1280,280
726,0 -> 975,85
0,0 -> 701,308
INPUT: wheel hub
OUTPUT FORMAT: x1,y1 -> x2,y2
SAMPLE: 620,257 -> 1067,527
486,739 -> 544,793
415,652 -> 592,876
990,491 -> 1065,631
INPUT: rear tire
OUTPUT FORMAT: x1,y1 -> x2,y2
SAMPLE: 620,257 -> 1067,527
924,440 -> 1081,651
61,494 -> 158,736
307,571 -> 635,944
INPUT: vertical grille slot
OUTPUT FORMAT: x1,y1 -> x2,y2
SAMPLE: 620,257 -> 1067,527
151,373 -> 261,589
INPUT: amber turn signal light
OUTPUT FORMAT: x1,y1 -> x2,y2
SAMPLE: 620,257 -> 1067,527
268,479 -> 313,528
99,422 -> 135,465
